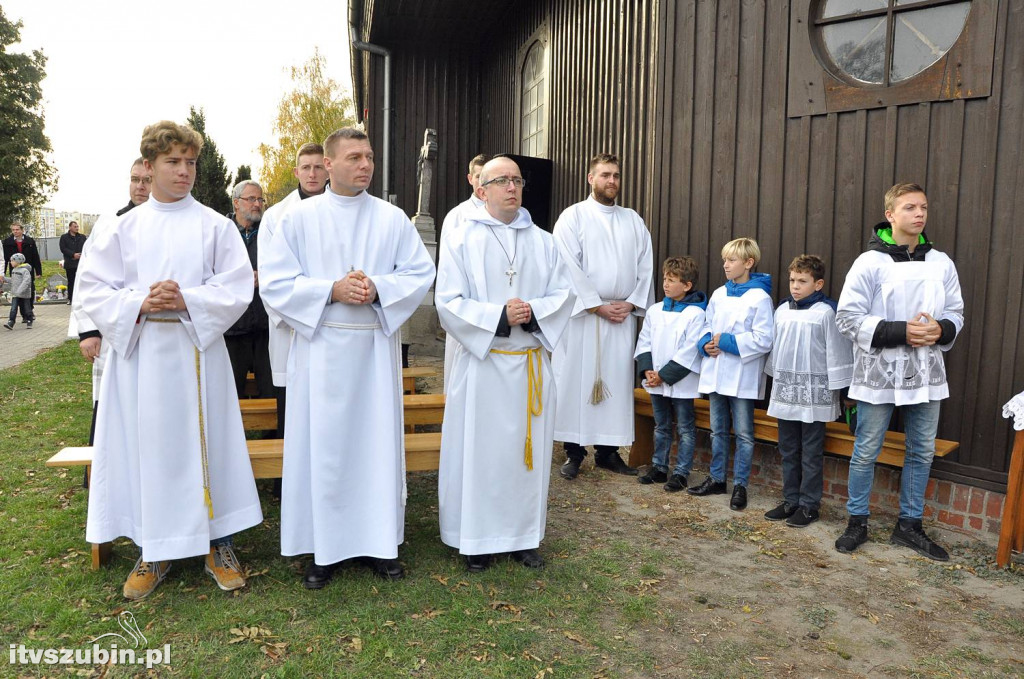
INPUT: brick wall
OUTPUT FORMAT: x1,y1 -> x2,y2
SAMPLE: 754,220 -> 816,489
685,433 -> 1005,542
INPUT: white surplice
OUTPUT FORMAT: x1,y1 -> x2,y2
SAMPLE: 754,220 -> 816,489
634,302 -> 706,399
440,195 -> 484,393
77,195 -> 262,562
257,189 -> 301,387
436,206 -> 573,555
697,282 -> 775,400
765,301 -> 854,422
551,197 -> 654,446
836,250 -> 964,405
260,190 -> 435,565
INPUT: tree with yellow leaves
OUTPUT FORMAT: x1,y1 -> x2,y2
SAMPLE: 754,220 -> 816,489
258,50 -> 355,205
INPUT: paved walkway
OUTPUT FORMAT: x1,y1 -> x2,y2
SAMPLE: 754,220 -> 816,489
0,302 -> 73,371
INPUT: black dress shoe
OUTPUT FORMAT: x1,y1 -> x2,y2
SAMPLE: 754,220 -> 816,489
560,458 -> 581,480
356,556 -> 405,580
730,485 -> 748,511
687,476 -> 727,496
509,548 -> 544,568
465,554 -> 491,572
638,468 -> 668,485
594,452 -> 638,476
303,561 -> 338,589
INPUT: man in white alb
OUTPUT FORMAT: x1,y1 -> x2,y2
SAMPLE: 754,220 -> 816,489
260,128 -> 435,589
439,153 -> 489,393
552,153 -> 655,480
436,156 -> 573,572
77,121 -> 262,600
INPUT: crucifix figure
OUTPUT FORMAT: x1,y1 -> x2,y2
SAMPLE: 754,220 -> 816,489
505,265 -> 517,286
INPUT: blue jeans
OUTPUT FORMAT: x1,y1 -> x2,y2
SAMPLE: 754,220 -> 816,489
708,393 -> 755,487
846,400 -> 940,519
137,534 -> 233,559
650,394 -> 696,477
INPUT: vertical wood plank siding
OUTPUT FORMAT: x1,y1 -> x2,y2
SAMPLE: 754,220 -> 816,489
358,0 -> 1023,490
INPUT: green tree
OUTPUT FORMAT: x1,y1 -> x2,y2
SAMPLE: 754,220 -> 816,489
233,164 -> 252,185
186,106 -> 232,215
0,7 -> 58,237
258,50 -> 355,204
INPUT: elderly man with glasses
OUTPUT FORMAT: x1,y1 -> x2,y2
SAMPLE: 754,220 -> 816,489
436,156 -> 573,573
224,180 -> 274,401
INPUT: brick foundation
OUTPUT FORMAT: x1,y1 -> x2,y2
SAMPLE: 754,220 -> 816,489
684,432 -> 1004,542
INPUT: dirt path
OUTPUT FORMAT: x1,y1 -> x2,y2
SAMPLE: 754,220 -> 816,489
411,354 -> 1023,677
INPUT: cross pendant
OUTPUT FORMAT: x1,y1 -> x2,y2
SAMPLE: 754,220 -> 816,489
505,266 -> 517,286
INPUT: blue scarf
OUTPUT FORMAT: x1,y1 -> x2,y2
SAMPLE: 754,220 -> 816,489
780,289 -> 837,312
725,271 -> 772,297
662,290 -> 708,312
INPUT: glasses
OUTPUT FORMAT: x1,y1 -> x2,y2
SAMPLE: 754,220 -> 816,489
481,176 -> 526,189
237,196 -> 266,204
130,176 -> 153,185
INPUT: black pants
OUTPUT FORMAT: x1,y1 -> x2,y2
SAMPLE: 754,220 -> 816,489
66,266 -> 78,302
225,331 -> 274,399
777,419 -> 826,510
564,442 -> 619,463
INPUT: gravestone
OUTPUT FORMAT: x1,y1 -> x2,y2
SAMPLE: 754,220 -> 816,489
403,128 -> 442,357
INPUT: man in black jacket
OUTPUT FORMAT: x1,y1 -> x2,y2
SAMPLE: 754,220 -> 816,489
225,180 -> 273,399
59,221 -> 87,304
3,222 -> 42,315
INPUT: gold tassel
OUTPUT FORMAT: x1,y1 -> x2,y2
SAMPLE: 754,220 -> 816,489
204,488 -> 214,519
491,346 -> 544,470
195,348 -> 214,519
589,318 -> 611,405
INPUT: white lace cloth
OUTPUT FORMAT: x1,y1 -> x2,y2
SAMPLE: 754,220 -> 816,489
1003,391 -> 1024,431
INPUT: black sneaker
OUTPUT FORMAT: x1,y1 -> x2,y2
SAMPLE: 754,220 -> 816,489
786,507 -> 819,528
559,458 -> 581,480
638,468 -> 667,485
687,476 -> 727,496
26,320 -> 32,329
890,519 -> 950,561
764,502 -> 797,521
663,474 -> 687,492
729,485 -> 748,511
835,515 -> 869,554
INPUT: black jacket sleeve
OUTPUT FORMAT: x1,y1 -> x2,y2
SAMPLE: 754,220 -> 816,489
870,320 -> 908,348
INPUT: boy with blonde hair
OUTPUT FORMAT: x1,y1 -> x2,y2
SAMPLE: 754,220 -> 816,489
634,256 -> 707,491
77,120 -> 262,599
689,237 -> 774,510
834,183 -> 963,560
764,255 -> 853,527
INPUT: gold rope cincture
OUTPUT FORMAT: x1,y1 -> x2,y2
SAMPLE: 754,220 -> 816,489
489,346 -> 543,470
193,347 -> 214,518
148,316 -> 214,518
590,317 -> 611,405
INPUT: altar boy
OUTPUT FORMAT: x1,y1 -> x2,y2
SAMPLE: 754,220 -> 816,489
688,238 -> 774,511
764,255 -> 853,527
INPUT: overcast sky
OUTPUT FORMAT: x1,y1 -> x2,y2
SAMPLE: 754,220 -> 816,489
3,0 -> 353,215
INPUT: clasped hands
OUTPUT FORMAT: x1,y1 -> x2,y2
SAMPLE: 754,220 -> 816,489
704,333 -> 723,357
140,280 -> 187,314
593,301 -> 633,324
506,297 -> 532,326
332,270 -> 377,305
644,369 -> 663,387
906,312 -> 941,347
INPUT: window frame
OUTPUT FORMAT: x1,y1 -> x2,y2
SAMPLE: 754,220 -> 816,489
515,24 -> 551,158
787,0 -> 997,117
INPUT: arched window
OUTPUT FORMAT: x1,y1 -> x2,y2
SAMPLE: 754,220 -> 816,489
520,39 -> 548,158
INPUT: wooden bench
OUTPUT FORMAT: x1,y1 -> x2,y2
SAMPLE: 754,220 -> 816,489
238,393 -> 445,431
49,393 -> 447,569
244,366 -> 437,397
629,388 -> 958,469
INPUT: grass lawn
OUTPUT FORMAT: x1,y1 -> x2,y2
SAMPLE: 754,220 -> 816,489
0,342 -> 657,677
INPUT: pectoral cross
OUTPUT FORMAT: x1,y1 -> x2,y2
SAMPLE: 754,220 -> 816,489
505,265 -> 517,286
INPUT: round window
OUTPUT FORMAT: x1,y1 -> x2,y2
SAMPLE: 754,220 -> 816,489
815,0 -> 972,86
